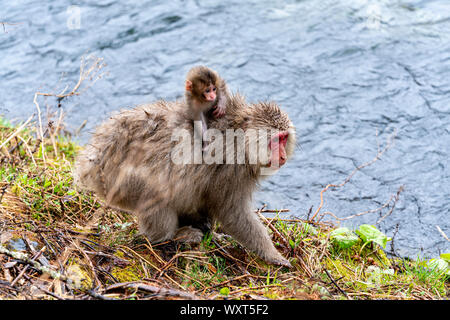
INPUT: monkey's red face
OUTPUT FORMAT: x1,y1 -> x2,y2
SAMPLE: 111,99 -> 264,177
203,84 -> 217,102
268,131 -> 289,168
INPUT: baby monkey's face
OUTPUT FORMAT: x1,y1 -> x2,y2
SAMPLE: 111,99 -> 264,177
203,84 -> 217,102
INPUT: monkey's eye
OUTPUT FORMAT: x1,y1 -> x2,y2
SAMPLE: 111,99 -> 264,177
205,88 -> 211,93
212,87 -> 216,91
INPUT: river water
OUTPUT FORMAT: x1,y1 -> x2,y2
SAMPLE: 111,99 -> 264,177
1,0 -> 449,258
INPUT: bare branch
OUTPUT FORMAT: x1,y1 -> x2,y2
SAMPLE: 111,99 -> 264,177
0,21 -> 22,33
310,129 -> 397,222
32,54 -> 108,164
436,225 -> 449,242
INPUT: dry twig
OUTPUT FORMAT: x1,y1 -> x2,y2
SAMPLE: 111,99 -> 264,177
436,225 -> 449,242
32,54 -> 107,164
105,282 -> 199,300
0,21 -> 22,33
310,130 -> 397,222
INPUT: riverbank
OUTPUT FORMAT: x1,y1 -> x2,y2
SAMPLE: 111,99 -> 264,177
0,118 -> 448,300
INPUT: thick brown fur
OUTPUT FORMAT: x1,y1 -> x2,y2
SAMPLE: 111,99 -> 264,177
74,93 -> 296,267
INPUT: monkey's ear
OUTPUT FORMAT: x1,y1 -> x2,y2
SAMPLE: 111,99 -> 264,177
185,80 -> 193,92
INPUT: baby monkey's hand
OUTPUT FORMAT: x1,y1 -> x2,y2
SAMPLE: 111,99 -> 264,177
212,104 -> 226,118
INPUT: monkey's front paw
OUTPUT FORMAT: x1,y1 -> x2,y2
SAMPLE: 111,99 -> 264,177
212,232 -> 232,241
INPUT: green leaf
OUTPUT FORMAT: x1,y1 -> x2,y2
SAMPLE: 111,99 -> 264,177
440,253 -> 450,263
289,239 -> 295,249
219,287 -> 230,296
330,227 -> 360,249
426,258 -> 449,275
355,224 -> 391,249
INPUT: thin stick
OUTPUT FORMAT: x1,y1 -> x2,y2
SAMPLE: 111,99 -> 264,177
144,237 -> 166,265
318,185 -> 404,223
10,246 -> 46,287
16,135 -> 37,166
33,93 -> 46,164
69,238 -> 100,288
117,245 -> 162,274
105,282 -> 199,300
37,287 -> 67,300
376,186 -> 404,225
117,245 -> 190,290
256,205 -> 289,246
436,225 -> 449,242
0,21 -> 22,33
323,268 -> 351,299
228,283 -> 284,296
0,114 -> 34,151
32,54 -> 107,164
310,130 -> 396,221
0,244 -> 66,283
256,209 -> 290,213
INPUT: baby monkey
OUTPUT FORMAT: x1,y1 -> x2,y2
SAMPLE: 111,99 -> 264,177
185,66 -> 229,144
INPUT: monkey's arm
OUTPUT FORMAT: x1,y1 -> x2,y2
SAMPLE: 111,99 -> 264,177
216,202 -> 292,268
212,78 -> 229,118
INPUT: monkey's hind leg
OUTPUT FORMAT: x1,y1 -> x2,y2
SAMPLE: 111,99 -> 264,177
174,226 -> 204,244
176,214 -> 210,244
138,207 -> 178,243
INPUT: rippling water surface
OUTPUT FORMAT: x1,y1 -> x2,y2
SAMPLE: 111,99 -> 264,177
1,0 -> 449,257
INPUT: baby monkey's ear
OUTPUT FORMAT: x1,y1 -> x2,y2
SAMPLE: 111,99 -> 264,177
185,80 -> 193,92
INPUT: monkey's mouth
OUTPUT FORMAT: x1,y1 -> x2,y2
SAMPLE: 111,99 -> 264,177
265,161 -> 284,169
266,149 -> 287,168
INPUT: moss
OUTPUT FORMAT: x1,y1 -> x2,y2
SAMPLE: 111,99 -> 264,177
66,263 -> 93,290
111,264 -> 143,283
